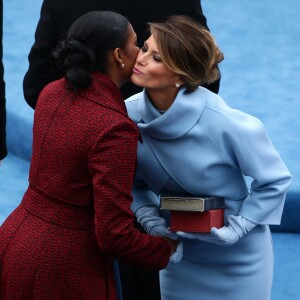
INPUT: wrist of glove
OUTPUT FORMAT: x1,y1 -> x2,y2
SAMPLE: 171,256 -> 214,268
169,241 -> 183,263
176,215 -> 257,246
135,206 -> 177,239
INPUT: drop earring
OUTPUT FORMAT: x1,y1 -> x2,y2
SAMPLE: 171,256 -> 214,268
175,83 -> 180,88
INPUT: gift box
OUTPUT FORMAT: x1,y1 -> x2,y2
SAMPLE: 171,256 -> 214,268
169,208 -> 224,233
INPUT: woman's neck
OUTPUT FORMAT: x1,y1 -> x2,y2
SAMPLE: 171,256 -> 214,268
146,88 -> 179,111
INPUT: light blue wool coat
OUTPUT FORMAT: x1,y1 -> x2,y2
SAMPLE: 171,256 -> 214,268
125,87 -> 291,300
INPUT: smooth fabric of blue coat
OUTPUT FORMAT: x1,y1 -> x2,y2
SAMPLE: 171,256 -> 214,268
125,87 -> 292,300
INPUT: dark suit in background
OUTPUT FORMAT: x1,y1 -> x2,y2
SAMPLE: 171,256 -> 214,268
23,0 -> 220,109
0,0 -> 7,160
22,1 -> 220,299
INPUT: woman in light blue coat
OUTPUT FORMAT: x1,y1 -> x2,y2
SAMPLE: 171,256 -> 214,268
125,15 -> 292,300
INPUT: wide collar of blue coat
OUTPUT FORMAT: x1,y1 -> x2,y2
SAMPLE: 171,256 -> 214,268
137,87 -> 206,139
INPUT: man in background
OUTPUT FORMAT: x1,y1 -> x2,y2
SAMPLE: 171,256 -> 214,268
23,0 -> 220,109
0,0 -> 7,164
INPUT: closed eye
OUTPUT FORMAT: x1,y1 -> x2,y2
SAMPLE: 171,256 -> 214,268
141,46 -> 162,63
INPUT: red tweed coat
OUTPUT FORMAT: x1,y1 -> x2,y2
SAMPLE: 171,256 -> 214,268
0,72 -> 170,299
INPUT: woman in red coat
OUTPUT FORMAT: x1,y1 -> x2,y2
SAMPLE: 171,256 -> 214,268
0,11 -> 178,299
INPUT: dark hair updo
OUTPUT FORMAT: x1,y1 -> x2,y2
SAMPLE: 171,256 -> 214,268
53,11 -> 130,91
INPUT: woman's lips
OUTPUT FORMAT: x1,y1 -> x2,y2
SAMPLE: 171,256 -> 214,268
132,67 -> 143,75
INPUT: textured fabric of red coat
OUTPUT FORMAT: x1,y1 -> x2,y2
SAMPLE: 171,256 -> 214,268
0,72 -> 170,299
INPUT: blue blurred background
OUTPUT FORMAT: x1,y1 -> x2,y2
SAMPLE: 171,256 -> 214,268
1,1 -> 299,299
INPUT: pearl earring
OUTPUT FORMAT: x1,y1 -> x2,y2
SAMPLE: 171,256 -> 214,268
121,64 -> 125,68
175,83 -> 180,88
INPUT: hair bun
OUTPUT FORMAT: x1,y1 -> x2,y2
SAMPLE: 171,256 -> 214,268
53,38 -> 96,90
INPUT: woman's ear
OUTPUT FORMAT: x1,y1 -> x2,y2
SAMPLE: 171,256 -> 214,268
113,48 -> 124,67
177,77 -> 185,86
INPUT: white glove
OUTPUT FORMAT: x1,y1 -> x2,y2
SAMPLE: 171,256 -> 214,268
169,241 -> 183,263
176,215 -> 256,246
136,206 -> 177,239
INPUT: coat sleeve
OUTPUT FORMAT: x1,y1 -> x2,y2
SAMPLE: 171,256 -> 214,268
23,0 -> 59,109
130,171 -> 161,213
89,120 -> 170,270
222,115 -> 292,225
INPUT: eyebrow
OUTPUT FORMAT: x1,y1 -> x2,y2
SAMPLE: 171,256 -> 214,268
143,41 -> 160,54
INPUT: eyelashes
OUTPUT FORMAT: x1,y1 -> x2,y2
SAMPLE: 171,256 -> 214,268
140,46 -> 162,62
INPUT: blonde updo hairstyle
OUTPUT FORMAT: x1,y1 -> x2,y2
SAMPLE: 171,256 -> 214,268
149,15 -> 224,93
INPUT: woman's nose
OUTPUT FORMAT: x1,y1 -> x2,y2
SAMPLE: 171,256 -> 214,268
136,51 -> 146,66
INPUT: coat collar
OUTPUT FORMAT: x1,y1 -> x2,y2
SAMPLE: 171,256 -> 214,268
62,72 -> 128,118
137,87 -> 206,139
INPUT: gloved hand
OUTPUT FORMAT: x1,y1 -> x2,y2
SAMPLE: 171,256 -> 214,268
135,206 -> 177,239
169,241 -> 183,263
176,215 -> 256,246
